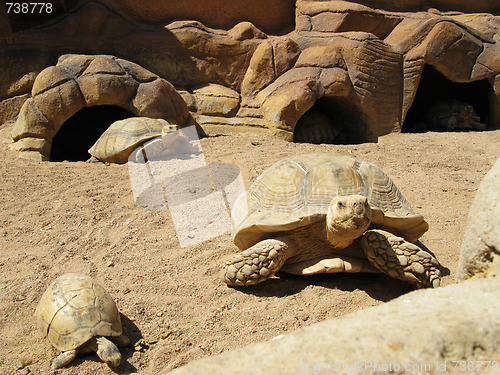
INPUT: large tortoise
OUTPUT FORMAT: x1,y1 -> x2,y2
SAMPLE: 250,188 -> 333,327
35,273 -> 130,369
223,154 -> 441,288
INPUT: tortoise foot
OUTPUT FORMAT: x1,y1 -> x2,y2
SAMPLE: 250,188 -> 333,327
361,229 -> 441,288
223,238 -> 290,286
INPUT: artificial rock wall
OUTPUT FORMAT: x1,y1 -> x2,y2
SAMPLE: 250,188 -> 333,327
2,0 -> 500,160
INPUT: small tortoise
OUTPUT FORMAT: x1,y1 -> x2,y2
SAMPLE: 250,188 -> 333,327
425,99 -> 486,131
88,117 -> 183,163
35,273 -> 130,369
223,154 -> 441,288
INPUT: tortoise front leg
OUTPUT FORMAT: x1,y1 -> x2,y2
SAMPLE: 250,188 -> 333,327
89,337 -> 122,367
51,349 -> 78,369
223,236 -> 297,286
359,229 -> 441,288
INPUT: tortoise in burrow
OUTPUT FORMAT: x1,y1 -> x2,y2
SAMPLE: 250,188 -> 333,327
35,273 -> 130,369
293,111 -> 346,144
88,117 -> 196,164
425,99 -> 486,132
223,154 -> 441,288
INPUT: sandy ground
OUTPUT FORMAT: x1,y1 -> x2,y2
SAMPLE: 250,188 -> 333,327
0,121 -> 499,375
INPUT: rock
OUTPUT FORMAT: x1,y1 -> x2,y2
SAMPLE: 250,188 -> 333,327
0,94 -> 30,125
31,66 -> 73,96
145,20 -> 259,89
192,84 -> 241,117
0,50 -> 52,100
241,37 -> 300,100
387,17 -> 484,80
133,78 -> 188,123
258,67 -> 323,141
177,90 -> 197,112
295,2 -> 500,134
457,156 -> 500,281
1,2 -> 262,91
228,22 -> 267,41
163,277 -> 500,375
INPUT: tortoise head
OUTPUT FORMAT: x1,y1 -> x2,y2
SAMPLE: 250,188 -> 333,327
459,104 -> 474,118
325,195 -> 372,248
161,124 -> 179,136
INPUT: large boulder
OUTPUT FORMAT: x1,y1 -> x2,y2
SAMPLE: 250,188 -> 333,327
457,156 -> 500,281
98,0 -> 294,33
295,2 -> 500,133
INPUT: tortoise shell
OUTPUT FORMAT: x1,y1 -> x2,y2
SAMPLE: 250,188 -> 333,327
424,99 -> 486,131
35,274 -> 122,351
232,153 -> 428,250
88,117 -> 174,163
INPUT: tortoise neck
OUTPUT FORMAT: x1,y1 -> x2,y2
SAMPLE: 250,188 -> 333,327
325,224 -> 357,249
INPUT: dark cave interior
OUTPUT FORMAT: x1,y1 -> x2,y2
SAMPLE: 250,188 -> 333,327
50,105 -> 133,162
293,97 -> 366,145
403,65 -> 492,132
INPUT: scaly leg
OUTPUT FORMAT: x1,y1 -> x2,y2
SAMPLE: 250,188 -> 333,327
223,236 -> 296,286
359,229 -> 441,288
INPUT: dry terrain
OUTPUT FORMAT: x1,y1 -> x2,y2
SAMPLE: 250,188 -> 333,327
1,122 -> 499,374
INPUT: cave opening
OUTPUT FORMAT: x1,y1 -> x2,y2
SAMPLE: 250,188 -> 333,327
293,97 -> 366,144
50,105 -> 134,161
402,65 -> 492,133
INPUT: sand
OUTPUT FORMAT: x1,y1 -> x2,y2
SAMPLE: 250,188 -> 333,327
0,121 -> 499,374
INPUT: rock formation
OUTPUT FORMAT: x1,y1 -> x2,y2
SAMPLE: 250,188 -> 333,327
10,54 -> 188,161
457,156 -> 500,280
2,2 -> 500,370
1,0 -> 500,160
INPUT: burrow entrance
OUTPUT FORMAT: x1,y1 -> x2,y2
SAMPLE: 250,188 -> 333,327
50,105 -> 134,161
402,65 -> 492,132
293,97 -> 366,144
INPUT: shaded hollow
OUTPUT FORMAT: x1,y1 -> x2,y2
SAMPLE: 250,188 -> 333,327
50,105 -> 134,161
293,97 -> 366,144
403,65 -> 491,132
